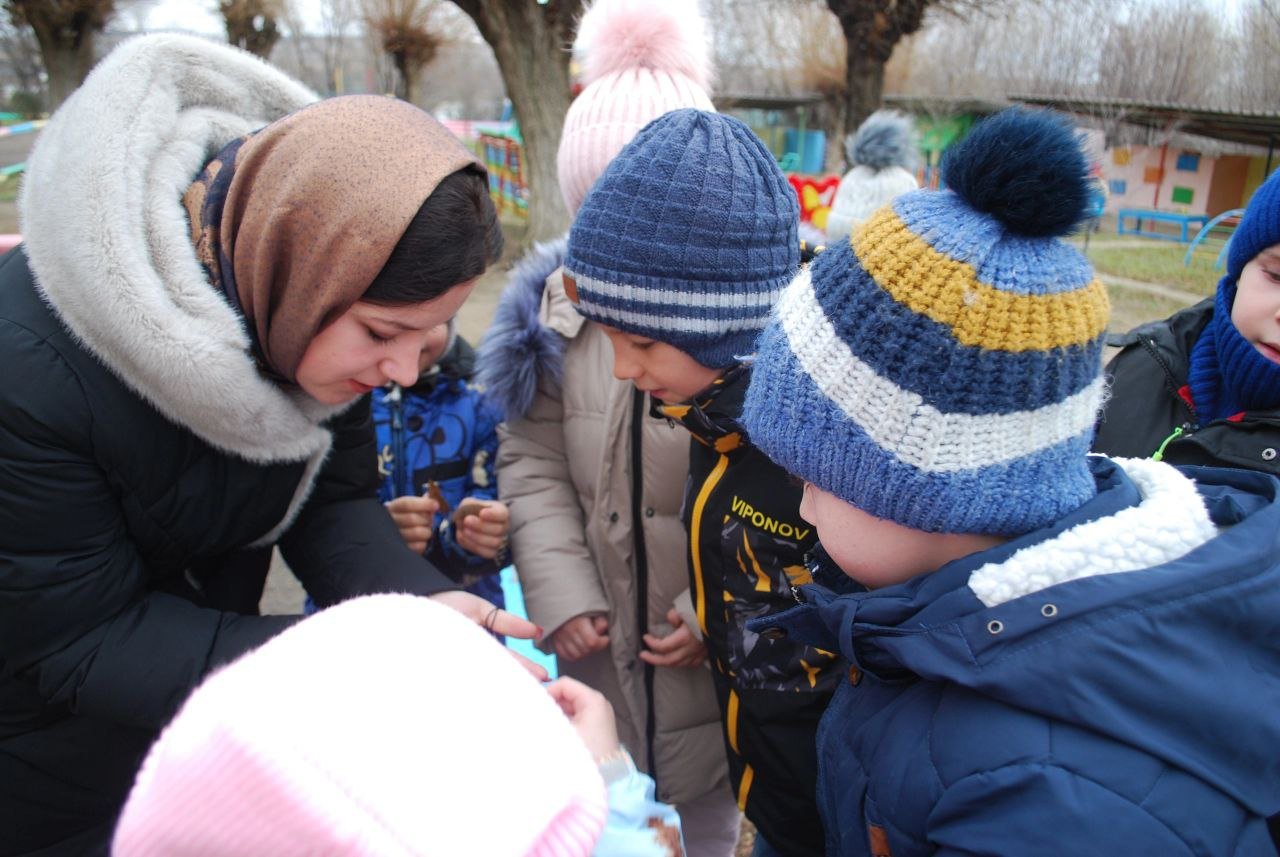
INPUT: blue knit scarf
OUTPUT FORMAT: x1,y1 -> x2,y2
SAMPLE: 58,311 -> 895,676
1187,280 -> 1280,422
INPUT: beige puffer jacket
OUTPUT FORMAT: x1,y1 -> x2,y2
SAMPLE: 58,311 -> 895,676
487,252 -> 727,806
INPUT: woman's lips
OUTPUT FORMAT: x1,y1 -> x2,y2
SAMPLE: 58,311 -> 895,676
348,380 -> 376,394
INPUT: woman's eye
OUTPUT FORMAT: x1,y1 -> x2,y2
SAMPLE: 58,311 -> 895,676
367,328 -> 394,344
632,340 -> 655,351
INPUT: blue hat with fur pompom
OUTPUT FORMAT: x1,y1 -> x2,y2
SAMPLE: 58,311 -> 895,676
740,108 -> 1111,535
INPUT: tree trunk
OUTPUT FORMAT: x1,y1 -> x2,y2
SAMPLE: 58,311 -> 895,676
843,47 -> 885,152
32,30 -> 94,111
819,93 -> 847,173
449,0 -> 578,248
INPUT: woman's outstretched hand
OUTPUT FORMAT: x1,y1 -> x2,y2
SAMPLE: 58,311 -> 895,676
428,590 -> 547,681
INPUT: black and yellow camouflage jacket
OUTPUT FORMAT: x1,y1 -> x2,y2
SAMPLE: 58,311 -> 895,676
658,364 -> 841,857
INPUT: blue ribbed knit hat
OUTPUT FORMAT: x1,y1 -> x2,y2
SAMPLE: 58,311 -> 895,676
563,108 -> 800,368
1227,168 -> 1280,284
741,108 -> 1110,536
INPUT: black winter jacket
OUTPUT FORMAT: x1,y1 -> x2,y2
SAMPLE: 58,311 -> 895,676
1094,299 -> 1280,474
0,248 -> 454,855
660,366 -> 840,857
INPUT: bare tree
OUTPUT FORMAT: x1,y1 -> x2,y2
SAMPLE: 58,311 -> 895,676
0,13 -> 44,111
319,0 -> 356,93
824,0 -> 1001,152
220,0 -> 283,59
364,0 -> 444,104
446,0 -> 583,245
3,0 -> 115,110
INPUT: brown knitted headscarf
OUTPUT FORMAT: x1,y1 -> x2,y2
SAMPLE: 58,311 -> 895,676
183,95 -> 483,382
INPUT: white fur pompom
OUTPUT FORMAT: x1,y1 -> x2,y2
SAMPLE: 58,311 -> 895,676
575,0 -> 713,90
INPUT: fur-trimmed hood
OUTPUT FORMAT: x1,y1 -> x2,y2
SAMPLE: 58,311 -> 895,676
475,239 -> 568,420
19,34 -> 338,466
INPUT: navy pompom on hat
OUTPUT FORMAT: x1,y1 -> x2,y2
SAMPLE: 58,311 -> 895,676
563,108 -> 800,368
741,108 -> 1111,536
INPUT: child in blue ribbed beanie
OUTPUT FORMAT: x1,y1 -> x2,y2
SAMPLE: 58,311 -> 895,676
738,107 -> 1280,855
564,107 -> 841,857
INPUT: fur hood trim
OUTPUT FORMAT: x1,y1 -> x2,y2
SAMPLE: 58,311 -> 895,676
19,34 -> 339,467
969,457 -> 1218,607
476,239 -> 567,420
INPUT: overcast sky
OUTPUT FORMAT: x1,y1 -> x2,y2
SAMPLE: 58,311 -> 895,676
140,0 -> 326,36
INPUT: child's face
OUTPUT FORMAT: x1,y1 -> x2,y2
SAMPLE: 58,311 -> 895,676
1232,244 -> 1280,365
600,326 -> 722,403
799,482 -> 1006,589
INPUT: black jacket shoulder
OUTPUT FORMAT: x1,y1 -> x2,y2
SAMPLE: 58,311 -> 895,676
1095,299 -> 1280,473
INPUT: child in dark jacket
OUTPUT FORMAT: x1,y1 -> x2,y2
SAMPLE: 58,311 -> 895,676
738,108 -> 1280,856
564,108 -> 841,857
1094,156 -> 1280,852
1095,167 -> 1280,471
373,321 -> 509,610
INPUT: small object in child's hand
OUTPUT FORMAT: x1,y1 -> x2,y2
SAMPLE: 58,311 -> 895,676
426,480 -> 450,515
452,500 -> 485,526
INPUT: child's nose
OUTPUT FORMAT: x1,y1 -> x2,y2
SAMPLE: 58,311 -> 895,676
612,352 -> 641,381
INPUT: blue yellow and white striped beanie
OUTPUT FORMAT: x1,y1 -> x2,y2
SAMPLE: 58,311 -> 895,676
741,108 -> 1109,535
563,108 -> 800,368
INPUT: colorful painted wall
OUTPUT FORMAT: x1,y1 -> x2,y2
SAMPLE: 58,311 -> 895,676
1100,144 -> 1271,217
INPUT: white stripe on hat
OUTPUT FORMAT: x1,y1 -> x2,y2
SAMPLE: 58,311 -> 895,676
777,267 -> 1105,473
569,269 -> 777,335
566,267 -> 781,309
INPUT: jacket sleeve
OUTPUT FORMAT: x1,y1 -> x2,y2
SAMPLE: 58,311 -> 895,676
496,381 -> 610,639
927,764 -> 1195,856
0,330 -> 296,731
280,396 -> 457,607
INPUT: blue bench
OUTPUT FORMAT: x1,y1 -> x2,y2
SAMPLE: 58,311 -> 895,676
1117,208 -> 1209,243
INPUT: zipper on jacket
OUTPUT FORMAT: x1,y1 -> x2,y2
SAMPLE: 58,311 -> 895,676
388,385 -> 411,498
630,388 -> 659,788
1152,425 -> 1189,461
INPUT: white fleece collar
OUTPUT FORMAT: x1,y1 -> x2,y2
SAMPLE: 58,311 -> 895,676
19,34 -> 337,466
969,458 -> 1219,607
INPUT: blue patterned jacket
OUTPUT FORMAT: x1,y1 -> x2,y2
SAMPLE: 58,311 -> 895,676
372,337 -> 504,607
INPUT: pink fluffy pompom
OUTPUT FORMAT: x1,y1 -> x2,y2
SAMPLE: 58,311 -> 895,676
574,0 -> 713,91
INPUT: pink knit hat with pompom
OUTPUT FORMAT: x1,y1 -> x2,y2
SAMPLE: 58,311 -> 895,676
113,595 -> 608,857
557,0 -> 715,215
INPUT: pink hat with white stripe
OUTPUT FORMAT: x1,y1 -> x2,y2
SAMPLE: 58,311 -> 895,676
557,0 -> 715,216
113,595 -> 607,856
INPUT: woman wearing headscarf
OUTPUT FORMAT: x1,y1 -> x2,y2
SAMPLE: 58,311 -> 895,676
0,34 -> 531,855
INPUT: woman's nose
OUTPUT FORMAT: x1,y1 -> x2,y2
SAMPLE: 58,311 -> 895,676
381,342 -> 422,386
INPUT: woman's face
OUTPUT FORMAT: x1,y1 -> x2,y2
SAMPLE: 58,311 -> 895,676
296,279 -> 477,404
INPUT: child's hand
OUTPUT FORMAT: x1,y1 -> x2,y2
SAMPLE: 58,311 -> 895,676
551,613 -> 610,662
454,499 -> 509,559
546,677 -> 620,761
384,495 -> 440,554
640,609 -> 706,668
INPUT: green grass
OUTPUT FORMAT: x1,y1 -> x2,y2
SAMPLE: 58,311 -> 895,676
1104,284 -> 1191,336
1086,243 -> 1222,297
